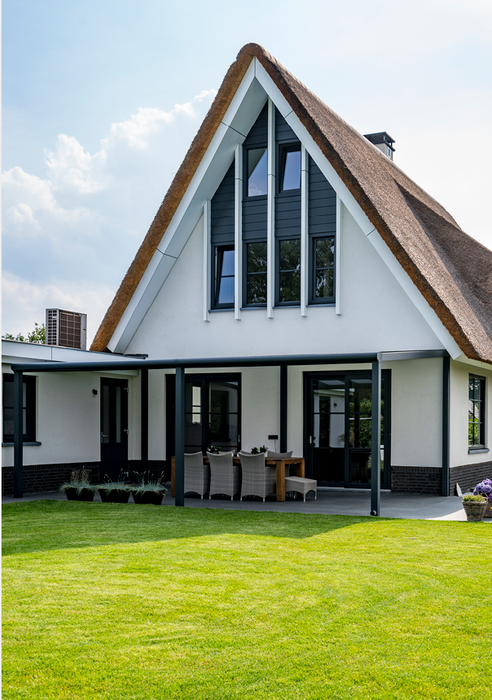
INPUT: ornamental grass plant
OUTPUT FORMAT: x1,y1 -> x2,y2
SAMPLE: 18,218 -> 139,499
3,501 -> 491,699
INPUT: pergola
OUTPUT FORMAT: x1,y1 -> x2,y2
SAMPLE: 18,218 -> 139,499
11,349 -> 450,514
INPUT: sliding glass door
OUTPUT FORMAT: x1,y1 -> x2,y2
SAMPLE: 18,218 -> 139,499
305,371 -> 390,489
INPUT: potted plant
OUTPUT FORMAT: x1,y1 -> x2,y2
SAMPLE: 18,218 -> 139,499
60,469 -> 97,502
251,445 -> 268,455
131,472 -> 166,505
207,445 -> 222,454
473,479 -> 492,518
462,493 -> 488,521
97,475 -> 132,504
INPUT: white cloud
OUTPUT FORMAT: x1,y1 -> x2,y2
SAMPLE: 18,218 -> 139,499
2,88 -> 217,342
107,89 -> 217,150
2,166 -> 89,232
44,134 -> 107,193
2,272 -> 114,345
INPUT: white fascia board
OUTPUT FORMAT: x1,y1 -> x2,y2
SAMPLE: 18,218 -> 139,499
109,64 -> 269,353
2,340 -> 136,365
450,354 -> 492,373
254,61 -> 462,358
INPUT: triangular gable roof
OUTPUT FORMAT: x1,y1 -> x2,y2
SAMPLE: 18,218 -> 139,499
91,43 -> 492,365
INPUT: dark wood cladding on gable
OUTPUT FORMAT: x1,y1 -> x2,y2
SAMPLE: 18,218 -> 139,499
243,102 -> 268,148
309,157 -> 336,236
275,109 -> 301,239
243,197 -> 267,242
243,104 -> 268,241
211,163 -> 235,244
275,109 -> 297,144
275,193 -> 301,238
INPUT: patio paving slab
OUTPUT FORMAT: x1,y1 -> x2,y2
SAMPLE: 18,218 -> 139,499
3,487 -> 491,521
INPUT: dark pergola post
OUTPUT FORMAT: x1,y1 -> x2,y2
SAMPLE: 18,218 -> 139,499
370,358 -> 382,515
442,355 -> 450,496
280,365 -> 288,452
13,370 -> 24,499
174,366 -> 185,507
141,368 -> 149,472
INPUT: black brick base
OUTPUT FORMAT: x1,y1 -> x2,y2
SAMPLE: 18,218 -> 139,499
2,462 -> 101,497
391,466 -> 442,495
449,461 -> 492,495
2,461 -> 168,497
391,461 -> 492,496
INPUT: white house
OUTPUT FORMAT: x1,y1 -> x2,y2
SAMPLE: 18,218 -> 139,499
4,44 -> 492,510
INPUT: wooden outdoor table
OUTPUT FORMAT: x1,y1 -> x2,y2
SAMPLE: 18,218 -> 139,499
171,455 -> 305,501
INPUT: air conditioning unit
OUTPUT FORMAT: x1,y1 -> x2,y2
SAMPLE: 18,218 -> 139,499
45,309 -> 87,350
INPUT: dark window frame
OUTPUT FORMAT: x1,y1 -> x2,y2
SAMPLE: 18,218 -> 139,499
212,244 -> 235,310
468,374 -> 486,448
276,236 -> 301,307
2,373 -> 36,443
243,239 -> 268,308
244,146 -> 268,200
277,143 -> 301,194
309,233 -> 336,305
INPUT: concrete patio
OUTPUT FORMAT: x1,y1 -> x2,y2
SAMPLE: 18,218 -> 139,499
4,486 -> 491,521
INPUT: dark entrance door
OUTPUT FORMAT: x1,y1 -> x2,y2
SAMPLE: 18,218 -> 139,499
304,371 -> 391,489
100,378 -> 128,481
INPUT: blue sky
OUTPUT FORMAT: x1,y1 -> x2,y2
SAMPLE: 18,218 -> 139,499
3,0 -> 492,343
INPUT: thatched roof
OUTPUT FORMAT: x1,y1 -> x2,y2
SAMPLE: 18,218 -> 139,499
91,43 -> 492,364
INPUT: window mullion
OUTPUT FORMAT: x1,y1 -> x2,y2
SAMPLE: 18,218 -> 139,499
234,145 -> 242,320
267,98 -> 275,319
203,200 -> 211,321
335,193 -> 342,315
300,145 -> 308,316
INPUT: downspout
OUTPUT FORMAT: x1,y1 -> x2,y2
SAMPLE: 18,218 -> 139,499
13,370 -> 24,498
370,357 -> 382,515
280,365 -> 288,452
442,355 -> 450,497
141,368 -> 149,473
174,367 -> 185,507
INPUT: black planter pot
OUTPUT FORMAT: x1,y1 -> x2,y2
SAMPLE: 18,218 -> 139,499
64,487 -> 95,502
98,489 -> 131,504
133,490 -> 165,505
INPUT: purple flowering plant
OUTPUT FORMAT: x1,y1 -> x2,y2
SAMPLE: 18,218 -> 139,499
474,478 -> 492,503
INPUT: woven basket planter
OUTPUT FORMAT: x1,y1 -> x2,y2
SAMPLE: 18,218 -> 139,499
462,501 -> 488,521
483,502 -> 492,519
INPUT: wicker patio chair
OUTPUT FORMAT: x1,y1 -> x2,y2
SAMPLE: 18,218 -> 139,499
184,451 -> 209,499
207,451 -> 240,500
239,452 -> 277,502
266,449 -> 293,475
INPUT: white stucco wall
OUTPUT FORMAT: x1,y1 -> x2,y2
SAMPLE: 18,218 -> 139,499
146,360 -> 447,468
2,366 -> 139,468
124,205 -> 444,360
2,367 -> 101,467
387,358 -> 443,467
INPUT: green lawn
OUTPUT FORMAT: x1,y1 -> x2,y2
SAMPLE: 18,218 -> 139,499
2,501 -> 491,699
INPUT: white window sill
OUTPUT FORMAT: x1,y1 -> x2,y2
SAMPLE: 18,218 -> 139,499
2,441 -> 42,447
